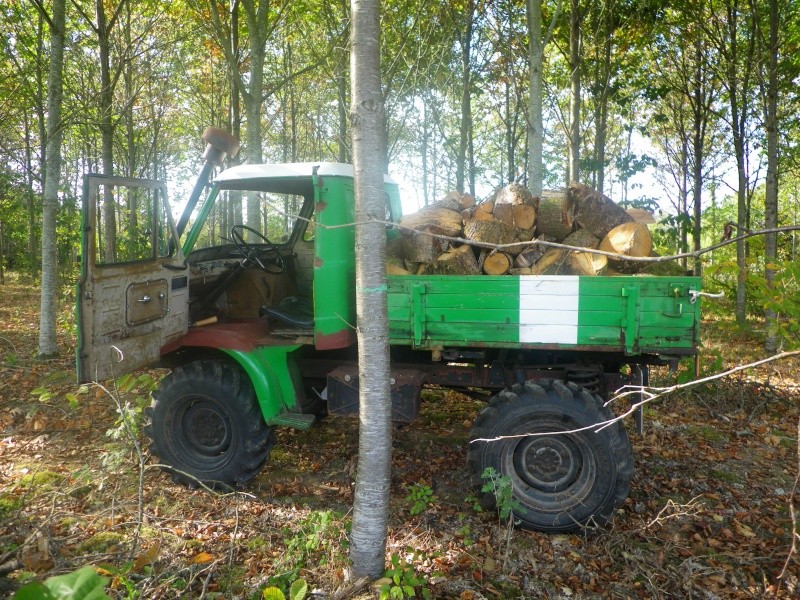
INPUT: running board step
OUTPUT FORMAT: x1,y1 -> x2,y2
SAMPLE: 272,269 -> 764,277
267,411 -> 316,430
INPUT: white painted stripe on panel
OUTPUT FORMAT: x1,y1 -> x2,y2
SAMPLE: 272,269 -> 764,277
519,309 -> 578,326
519,276 -> 579,344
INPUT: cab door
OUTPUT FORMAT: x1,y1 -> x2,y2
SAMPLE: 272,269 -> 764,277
77,175 -> 189,382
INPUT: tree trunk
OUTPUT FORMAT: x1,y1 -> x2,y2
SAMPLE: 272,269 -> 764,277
348,0 -> 391,579
0,220 -> 5,284
38,0 -> 67,357
568,0 -> 581,183
456,0 -> 475,195
97,0 -> 118,262
592,24 -> 611,194
229,0 -> 243,227
526,0 -> 543,196
762,0 -> 779,352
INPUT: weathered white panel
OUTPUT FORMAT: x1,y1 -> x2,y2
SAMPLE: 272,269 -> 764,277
519,276 -> 579,344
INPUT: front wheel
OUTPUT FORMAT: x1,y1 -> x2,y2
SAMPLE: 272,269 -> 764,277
146,360 -> 275,487
468,379 -> 632,533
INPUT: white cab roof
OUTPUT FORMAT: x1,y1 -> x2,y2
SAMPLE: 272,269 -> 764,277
215,162 -> 397,184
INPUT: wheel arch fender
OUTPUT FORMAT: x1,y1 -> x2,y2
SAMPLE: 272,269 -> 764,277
220,345 -> 303,422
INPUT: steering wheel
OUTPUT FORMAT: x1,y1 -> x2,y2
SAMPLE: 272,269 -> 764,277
230,224 -> 286,274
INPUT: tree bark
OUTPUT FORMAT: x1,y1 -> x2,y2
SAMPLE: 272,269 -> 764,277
568,0 -> 581,184
349,0 -> 391,579
426,244 -> 480,275
456,0 -> 475,196
526,0 -> 543,196
567,182 -> 633,239
762,0 -> 779,352
38,0 -> 67,357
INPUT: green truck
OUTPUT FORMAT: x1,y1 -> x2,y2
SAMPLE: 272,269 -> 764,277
77,128 -> 703,532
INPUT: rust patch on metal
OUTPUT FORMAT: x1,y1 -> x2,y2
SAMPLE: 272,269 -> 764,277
315,328 -> 356,351
161,321 -> 270,354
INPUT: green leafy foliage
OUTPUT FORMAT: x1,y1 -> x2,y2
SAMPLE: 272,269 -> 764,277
13,566 -> 110,600
379,553 -> 431,600
107,372 -> 159,440
404,483 -> 435,515
480,467 -> 520,522
265,511 -> 345,592
261,578 -> 308,600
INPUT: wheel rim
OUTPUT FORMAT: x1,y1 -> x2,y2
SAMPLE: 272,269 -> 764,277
178,398 -> 233,462
502,422 -> 598,513
513,435 -> 583,493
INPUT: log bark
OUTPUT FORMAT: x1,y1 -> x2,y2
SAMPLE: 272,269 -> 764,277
386,256 -> 411,275
562,228 -> 599,249
399,205 -> 462,237
463,217 -> 517,247
402,233 -> 449,263
567,182 -> 633,239
532,248 -> 601,276
637,252 -> 685,276
514,242 -> 547,269
492,183 -> 538,229
461,199 -> 495,222
626,207 -> 656,224
423,244 -> 480,275
515,228 -> 534,243
535,190 -> 573,241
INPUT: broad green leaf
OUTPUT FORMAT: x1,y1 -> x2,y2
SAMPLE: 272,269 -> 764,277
262,587 -> 286,600
289,578 -> 308,600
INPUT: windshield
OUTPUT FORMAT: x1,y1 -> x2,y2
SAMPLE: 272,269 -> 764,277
190,189 -> 309,251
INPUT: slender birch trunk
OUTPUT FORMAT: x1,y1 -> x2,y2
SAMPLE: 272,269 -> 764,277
38,0 -> 67,357
348,0 -> 391,579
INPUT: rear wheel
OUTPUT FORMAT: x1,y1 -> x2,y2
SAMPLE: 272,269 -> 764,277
468,379 -> 632,532
146,360 -> 274,487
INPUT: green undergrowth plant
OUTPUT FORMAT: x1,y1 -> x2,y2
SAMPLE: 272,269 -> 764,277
265,510 -> 347,592
102,372 -> 159,471
404,483 -> 435,515
12,565 -> 110,600
379,553 -> 432,600
481,467 -> 521,571
261,578 -> 308,600
481,467 -> 519,523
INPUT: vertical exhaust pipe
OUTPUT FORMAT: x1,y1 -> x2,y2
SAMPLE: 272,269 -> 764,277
175,127 -> 240,238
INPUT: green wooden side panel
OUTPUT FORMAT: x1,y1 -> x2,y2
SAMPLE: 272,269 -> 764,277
576,276 -> 700,351
387,275 -> 521,346
386,274 -> 701,354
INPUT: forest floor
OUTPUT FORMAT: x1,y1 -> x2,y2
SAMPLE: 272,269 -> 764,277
0,273 -> 799,599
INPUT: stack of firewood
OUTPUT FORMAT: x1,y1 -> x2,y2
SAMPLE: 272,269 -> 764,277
387,182 -> 660,276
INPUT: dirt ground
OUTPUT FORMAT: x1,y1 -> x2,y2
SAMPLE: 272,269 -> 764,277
1,275 -> 798,599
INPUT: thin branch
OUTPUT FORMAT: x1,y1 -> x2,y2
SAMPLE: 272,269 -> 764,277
264,201 -> 800,265
471,351 -> 800,443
